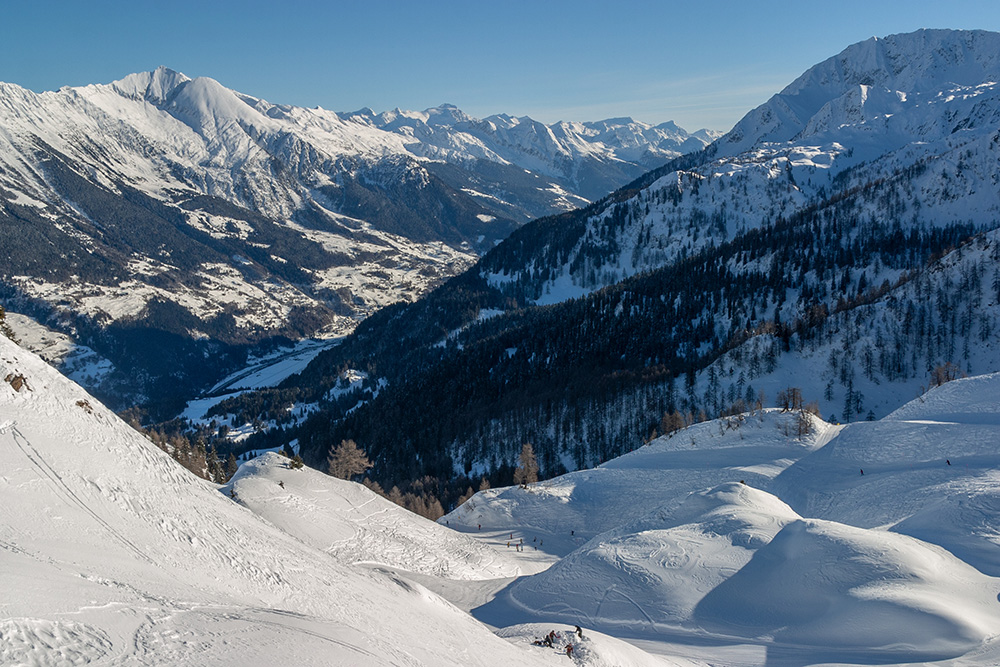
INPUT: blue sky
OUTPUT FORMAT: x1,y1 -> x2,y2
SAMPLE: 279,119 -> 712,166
5,1 -> 1000,131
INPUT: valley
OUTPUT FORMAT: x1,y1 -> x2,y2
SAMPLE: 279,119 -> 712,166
3,23 -> 1000,667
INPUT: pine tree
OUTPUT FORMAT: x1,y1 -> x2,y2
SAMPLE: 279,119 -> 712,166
225,453 -> 239,480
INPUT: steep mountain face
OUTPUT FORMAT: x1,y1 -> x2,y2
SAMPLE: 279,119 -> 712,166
721,28 -> 1000,154
208,29 -> 1000,500
0,67 -> 697,414
473,28 -> 1000,305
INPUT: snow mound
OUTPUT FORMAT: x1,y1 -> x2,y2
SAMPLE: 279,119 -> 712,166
507,484 -> 800,629
447,410 -> 833,545
886,372 -> 1000,425
0,335 -> 547,666
227,452 -> 521,579
770,375 -> 1000,529
693,518 -> 1000,658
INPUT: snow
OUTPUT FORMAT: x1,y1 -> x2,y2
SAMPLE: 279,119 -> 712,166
489,31 -> 1000,310
208,337 -> 341,394
227,453 -> 523,580
0,335 -> 558,666
3,311 -> 114,389
444,389 -> 1000,665
496,624 -> 676,666
5,324 -> 1000,665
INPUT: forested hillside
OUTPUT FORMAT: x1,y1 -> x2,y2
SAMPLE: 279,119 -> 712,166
206,30 -> 1000,511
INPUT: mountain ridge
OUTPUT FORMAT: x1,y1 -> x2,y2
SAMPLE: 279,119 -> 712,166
0,67 -> 705,414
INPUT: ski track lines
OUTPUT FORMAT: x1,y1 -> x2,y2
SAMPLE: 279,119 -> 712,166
122,607 -> 383,666
6,425 -> 157,567
235,454 -> 522,581
0,618 -> 114,667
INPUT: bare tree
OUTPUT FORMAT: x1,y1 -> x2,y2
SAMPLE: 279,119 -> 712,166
513,442 -> 539,487
327,439 -> 372,480
930,362 -> 965,388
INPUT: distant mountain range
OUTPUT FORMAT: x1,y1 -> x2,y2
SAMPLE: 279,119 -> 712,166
215,29 -> 1000,498
0,67 -> 713,413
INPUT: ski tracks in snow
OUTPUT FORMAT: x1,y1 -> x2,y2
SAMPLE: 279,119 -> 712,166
5,425 -> 157,566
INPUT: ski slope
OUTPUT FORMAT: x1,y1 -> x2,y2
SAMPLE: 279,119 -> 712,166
0,334 -> 555,666
226,453 -> 523,580
445,380 -> 1000,666
0,334 -> 681,665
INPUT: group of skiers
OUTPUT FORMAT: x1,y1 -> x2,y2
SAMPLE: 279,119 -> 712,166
531,626 -> 584,657
505,534 -> 550,551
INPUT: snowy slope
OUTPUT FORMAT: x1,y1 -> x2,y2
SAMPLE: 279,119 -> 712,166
770,372 -> 1000,577
0,334 -> 555,666
444,381 -> 1000,664
508,483 -> 800,627
448,410 -> 832,542
226,452 -> 523,580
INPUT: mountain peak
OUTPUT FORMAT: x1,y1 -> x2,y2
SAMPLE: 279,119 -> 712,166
110,66 -> 192,105
719,28 -> 1000,154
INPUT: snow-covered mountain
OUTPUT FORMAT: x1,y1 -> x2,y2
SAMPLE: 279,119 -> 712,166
0,67 -> 705,412
341,104 -> 717,202
224,29 -> 1000,502
475,28 -> 1000,305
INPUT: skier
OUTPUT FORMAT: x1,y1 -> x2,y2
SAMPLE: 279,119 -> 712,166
575,625 -> 584,639
566,643 -> 574,657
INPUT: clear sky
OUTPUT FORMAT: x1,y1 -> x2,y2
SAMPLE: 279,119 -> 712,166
4,1 -> 1000,132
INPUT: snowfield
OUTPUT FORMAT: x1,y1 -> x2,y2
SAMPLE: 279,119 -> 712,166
226,453 -> 523,580
445,379 -> 1000,665
0,335 -> 551,666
